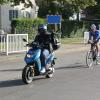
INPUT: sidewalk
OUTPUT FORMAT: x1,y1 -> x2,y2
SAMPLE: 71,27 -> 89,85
0,44 -> 89,62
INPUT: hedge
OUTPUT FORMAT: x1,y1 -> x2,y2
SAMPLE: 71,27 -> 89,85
61,20 -> 91,38
11,18 -> 92,39
11,18 -> 46,39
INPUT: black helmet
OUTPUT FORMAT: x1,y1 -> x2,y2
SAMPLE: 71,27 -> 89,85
38,24 -> 47,34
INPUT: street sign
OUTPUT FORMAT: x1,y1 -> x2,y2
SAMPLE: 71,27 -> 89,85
47,15 -> 61,24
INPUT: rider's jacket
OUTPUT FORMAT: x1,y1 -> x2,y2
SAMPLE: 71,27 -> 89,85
34,32 -> 54,52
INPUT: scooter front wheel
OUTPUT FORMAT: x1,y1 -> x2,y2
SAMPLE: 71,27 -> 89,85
22,65 -> 34,84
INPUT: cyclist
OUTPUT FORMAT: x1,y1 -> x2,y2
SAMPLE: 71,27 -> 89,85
97,24 -> 100,32
88,24 -> 100,56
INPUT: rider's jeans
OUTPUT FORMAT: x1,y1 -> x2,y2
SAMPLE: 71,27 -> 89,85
41,49 -> 50,69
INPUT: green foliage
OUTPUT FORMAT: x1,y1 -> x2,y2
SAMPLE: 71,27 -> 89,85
0,0 -> 21,4
38,0 -> 96,20
0,0 -> 33,8
68,0 -> 96,12
11,18 -> 92,39
61,37 -> 83,44
0,0 -> 9,4
38,2 -> 49,18
61,20 -> 91,38
38,0 -> 74,19
95,0 -> 100,4
12,0 -> 20,5
11,18 -> 46,39
86,5 -> 100,18
0,0 -> 98,20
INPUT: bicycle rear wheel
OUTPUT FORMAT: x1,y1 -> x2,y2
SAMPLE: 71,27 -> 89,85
86,51 -> 93,67
96,55 -> 100,65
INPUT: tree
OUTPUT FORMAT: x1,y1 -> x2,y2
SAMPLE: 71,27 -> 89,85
0,0 -> 33,8
67,0 -> 96,21
0,0 -> 9,4
38,0 -> 74,19
85,2 -> 100,19
4,0 -> 95,20
95,0 -> 100,4
37,0 -> 96,20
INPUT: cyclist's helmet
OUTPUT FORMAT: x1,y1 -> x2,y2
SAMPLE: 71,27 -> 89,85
38,24 -> 47,34
90,24 -> 96,30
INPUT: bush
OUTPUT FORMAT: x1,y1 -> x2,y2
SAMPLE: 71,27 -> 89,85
61,20 -> 91,38
11,18 -> 46,39
11,18 -> 92,39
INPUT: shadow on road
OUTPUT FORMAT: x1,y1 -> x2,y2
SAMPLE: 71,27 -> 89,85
0,77 -> 48,88
0,68 -> 22,72
55,64 -> 88,70
0,79 -> 25,88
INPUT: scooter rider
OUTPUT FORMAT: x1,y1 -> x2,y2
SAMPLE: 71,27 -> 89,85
34,24 -> 58,73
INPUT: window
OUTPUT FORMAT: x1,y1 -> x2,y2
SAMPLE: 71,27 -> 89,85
26,11 -> 31,18
9,10 -> 18,21
23,11 -> 31,18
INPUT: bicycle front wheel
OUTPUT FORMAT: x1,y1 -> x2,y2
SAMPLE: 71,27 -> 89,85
86,51 -> 93,67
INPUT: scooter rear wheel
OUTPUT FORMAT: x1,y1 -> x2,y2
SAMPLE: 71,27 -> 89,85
46,68 -> 55,78
46,73 -> 53,78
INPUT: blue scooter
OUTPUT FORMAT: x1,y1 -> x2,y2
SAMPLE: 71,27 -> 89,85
22,39 -> 55,84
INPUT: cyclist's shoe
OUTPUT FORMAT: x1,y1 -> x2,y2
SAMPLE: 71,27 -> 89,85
97,53 -> 100,57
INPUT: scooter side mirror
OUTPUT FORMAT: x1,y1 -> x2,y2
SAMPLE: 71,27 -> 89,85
23,38 -> 27,42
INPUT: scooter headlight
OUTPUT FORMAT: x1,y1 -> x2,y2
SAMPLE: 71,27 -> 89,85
26,54 -> 32,58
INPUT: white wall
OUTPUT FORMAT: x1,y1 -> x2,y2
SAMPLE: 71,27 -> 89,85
0,6 -> 1,29
0,5 -> 13,33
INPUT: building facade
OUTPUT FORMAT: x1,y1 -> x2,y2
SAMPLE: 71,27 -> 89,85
0,0 -> 39,33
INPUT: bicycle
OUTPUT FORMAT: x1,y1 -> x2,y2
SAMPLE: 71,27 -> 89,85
86,41 -> 100,68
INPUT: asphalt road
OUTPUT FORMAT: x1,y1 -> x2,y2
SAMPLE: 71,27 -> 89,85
0,48 -> 100,100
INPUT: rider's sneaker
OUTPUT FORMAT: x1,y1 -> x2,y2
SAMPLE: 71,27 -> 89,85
40,68 -> 46,74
